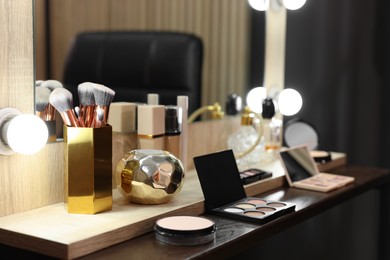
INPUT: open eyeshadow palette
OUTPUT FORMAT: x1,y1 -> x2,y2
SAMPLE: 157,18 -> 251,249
278,145 -> 355,192
193,150 -> 295,224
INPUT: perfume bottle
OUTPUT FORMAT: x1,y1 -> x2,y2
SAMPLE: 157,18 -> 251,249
227,106 -> 263,166
262,98 -> 283,153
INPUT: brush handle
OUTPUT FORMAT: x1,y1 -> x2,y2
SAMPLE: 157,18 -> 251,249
61,110 -> 80,127
92,105 -> 109,128
80,105 -> 95,127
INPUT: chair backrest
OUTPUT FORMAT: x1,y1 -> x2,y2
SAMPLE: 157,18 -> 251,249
63,31 -> 203,114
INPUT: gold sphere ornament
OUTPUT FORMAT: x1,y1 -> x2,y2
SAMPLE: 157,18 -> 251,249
116,149 -> 185,204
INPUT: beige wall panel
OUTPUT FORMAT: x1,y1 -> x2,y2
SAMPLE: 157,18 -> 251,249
34,0 -> 47,80
50,0 -> 111,81
48,0 -> 250,110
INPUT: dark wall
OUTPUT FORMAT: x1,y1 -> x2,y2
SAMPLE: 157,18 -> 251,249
250,0 -> 390,169
246,1 -> 389,259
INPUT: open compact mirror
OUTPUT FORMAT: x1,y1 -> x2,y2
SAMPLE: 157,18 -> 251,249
283,118 -> 331,164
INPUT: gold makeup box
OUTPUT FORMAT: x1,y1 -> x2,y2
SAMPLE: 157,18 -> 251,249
64,125 -> 113,214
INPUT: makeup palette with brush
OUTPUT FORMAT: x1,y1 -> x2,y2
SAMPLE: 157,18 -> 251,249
193,150 -> 295,224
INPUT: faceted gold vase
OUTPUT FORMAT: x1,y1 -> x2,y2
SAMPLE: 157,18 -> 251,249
116,149 -> 185,204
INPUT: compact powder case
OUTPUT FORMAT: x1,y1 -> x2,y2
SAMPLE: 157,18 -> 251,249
193,150 -> 295,224
154,216 -> 216,246
284,118 -> 332,164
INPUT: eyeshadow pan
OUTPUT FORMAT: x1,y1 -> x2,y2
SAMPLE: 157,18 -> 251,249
244,211 -> 265,217
235,203 -> 255,209
224,207 -> 244,213
256,206 -> 276,212
267,202 -> 286,207
247,199 -> 267,205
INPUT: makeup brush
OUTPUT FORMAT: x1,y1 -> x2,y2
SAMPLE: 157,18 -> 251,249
92,83 -> 115,127
49,88 -> 80,127
35,86 -> 51,120
41,79 -> 64,121
77,82 -> 96,127
41,79 -> 64,91
35,80 -> 44,88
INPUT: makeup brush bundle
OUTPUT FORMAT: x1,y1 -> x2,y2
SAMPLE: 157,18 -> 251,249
35,79 -> 63,121
49,82 -> 115,128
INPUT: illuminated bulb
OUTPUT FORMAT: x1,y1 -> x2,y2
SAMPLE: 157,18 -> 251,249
0,108 -> 48,155
246,87 -> 267,114
282,0 -> 306,10
248,0 -> 269,11
277,88 -> 302,116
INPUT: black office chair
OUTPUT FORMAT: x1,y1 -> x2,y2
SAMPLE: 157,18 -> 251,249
62,31 -> 203,115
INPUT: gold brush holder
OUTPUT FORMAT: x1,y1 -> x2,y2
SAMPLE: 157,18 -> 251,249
64,125 -> 113,214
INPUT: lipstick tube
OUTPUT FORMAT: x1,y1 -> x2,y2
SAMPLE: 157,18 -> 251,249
137,105 -> 165,150
64,125 -> 112,214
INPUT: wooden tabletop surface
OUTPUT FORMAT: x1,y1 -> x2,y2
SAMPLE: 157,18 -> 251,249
1,165 -> 389,259
77,165 -> 390,260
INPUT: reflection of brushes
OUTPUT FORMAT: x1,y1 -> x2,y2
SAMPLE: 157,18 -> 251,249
49,88 -> 80,127
35,87 -> 51,120
92,84 -> 115,127
78,82 -> 96,127
40,80 -> 64,120
35,80 -> 44,87
41,79 -> 64,91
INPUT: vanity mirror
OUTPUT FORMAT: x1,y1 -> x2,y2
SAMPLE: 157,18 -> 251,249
34,0 -> 262,123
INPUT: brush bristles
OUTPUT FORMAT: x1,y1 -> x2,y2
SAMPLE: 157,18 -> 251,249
78,82 -> 96,106
41,79 -> 64,91
35,87 -> 51,112
94,84 -> 115,106
49,88 -> 74,113
35,80 -> 44,88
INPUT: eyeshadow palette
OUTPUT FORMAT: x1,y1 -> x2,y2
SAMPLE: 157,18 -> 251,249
278,145 -> 355,192
212,197 -> 295,224
193,150 -> 295,224
239,168 -> 272,185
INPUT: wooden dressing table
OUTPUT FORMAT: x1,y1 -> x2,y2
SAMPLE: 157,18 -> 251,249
79,165 -> 390,260
2,164 -> 389,259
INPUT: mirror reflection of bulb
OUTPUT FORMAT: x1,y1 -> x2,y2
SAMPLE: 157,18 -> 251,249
283,0 -> 306,10
248,0 -> 269,11
278,88 -> 302,116
246,87 -> 267,114
7,115 -> 48,155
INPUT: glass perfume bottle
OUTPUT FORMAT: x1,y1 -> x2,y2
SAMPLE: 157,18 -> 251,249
227,106 -> 263,166
262,98 -> 283,153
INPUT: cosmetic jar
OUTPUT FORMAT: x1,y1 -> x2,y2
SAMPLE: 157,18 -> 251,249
154,216 -> 216,246
310,150 -> 332,164
116,149 -> 185,204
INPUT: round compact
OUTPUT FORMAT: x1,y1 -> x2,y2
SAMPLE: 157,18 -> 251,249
284,118 -> 332,164
154,216 -> 216,246
284,118 -> 319,150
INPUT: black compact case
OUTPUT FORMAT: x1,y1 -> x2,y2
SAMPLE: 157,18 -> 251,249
193,150 -> 295,224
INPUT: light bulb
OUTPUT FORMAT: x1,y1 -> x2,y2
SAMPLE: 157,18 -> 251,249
277,88 -> 302,116
7,115 -> 48,155
246,87 -> 267,114
248,0 -> 269,11
282,0 -> 306,10
0,108 -> 48,155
